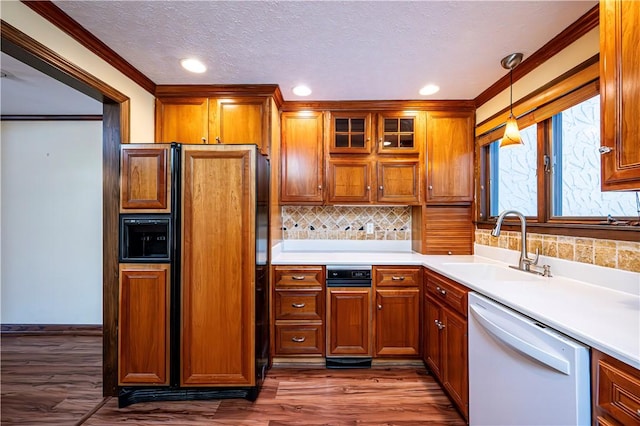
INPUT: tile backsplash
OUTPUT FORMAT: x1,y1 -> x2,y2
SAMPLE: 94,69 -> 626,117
282,206 -> 411,241
475,229 -> 640,273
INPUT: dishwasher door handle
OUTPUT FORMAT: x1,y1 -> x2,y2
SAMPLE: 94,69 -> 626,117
469,304 -> 571,375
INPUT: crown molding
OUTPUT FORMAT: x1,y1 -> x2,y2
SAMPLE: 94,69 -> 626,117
474,4 -> 599,108
21,0 -> 156,94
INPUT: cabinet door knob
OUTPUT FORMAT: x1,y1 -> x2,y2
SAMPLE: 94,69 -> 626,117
201,137 -> 207,144
391,276 -> 405,281
215,136 -> 222,144
379,185 -> 384,190
291,336 -> 306,343
366,185 -> 371,191
291,303 -> 306,308
318,185 -> 323,190
598,146 -> 612,154
377,304 -> 383,310
428,185 -> 433,190
291,275 -> 305,281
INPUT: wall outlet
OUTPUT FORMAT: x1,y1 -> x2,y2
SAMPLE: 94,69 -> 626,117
366,223 -> 374,234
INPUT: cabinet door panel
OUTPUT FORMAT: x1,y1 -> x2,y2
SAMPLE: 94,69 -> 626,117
118,264 -> 170,385
328,160 -> 372,203
181,146 -> 254,386
281,112 -> 324,203
426,111 -> 474,202
375,288 -> 420,356
600,0 -> 640,190
377,160 -> 421,204
327,288 -> 372,356
424,296 -> 442,380
329,112 -> 373,154
212,98 -> 266,148
155,98 -> 208,144
442,309 -> 468,419
120,145 -> 170,212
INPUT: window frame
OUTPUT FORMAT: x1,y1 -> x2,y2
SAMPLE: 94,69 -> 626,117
475,57 -> 639,242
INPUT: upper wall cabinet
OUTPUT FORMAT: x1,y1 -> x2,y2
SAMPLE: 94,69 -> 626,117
377,112 -> 422,155
425,111 -> 474,203
280,112 -> 325,204
600,0 -> 640,190
329,112 -> 373,154
120,144 -> 171,213
155,98 -> 209,145
155,86 -> 280,156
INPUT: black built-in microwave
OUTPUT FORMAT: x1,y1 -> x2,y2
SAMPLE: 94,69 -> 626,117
119,214 -> 171,262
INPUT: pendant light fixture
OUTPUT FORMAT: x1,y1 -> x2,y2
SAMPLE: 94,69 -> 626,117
500,52 -> 524,147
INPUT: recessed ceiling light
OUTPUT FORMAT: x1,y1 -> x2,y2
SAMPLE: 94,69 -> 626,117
181,58 -> 206,74
292,85 -> 312,97
419,84 -> 440,96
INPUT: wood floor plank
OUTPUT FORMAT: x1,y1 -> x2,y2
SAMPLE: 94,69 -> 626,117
1,334 -> 465,425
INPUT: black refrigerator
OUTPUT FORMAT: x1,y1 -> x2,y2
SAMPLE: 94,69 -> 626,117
118,142 -> 269,406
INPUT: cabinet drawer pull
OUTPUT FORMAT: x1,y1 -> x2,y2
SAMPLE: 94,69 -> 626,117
391,276 -> 405,281
291,275 -> 306,281
435,319 -> 445,330
598,146 -> 612,154
436,286 -> 447,296
291,303 -> 306,308
291,336 -> 306,343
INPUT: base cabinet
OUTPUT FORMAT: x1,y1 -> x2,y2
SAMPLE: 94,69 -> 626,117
118,264 -> 170,386
327,287 -> 372,357
423,269 -> 469,420
272,266 -> 325,357
373,266 -> 421,357
592,349 -> 640,426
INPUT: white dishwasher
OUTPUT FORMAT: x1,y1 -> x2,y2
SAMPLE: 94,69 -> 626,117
468,292 -> 591,426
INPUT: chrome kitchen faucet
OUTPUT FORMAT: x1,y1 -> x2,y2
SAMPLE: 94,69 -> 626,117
492,210 -> 552,277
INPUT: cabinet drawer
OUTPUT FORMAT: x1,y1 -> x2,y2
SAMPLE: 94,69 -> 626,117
274,266 -> 324,288
375,267 -> 421,287
275,324 -> 324,355
425,271 -> 468,317
595,352 -> 640,425
275,290 -> 323,320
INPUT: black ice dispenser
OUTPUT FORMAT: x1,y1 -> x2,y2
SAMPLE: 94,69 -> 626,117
119,215 -> 171,262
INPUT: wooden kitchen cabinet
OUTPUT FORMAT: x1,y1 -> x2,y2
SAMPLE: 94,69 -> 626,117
411,205 -> 474,255
377,159 -> 421,204
327,159 -> 373,203
329,112 -> 373,154
377,111 -> 422,154
120,144 -> 170,213
155,97 -> 209,144
280,111 -> 324,204
155,92 -> 273,155
273,266 -> 325,356
423,269 -> 469,420
118,264 -> 170,386
600,0 -> 640,191
592,349 -> 640,426
374,266 -> 421,357
327,287 -> 372,357
425,111 -> 474,203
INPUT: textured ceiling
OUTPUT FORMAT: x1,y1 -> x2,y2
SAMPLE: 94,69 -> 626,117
52,0 -> 596,101
1,1 -> 597,115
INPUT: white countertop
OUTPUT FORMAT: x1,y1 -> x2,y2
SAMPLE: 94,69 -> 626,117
272,242 -> 640,369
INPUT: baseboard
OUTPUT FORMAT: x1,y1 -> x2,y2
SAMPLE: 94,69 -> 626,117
1,324 -> 103,336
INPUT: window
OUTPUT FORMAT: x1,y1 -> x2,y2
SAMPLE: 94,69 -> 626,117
551,96 -> 637,217
482,89 -> 639,226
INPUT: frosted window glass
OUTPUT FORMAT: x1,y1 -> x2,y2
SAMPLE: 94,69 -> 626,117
553,96 -> 638,217
491,124 -> 538,217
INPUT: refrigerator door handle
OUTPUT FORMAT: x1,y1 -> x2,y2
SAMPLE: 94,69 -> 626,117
469,304 -> 571,375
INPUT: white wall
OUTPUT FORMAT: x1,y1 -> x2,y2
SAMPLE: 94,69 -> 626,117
1,121 -> 103,324
0,1 -> 155,142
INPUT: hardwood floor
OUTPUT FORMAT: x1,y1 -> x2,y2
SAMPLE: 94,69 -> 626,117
1,334 -> 465,425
